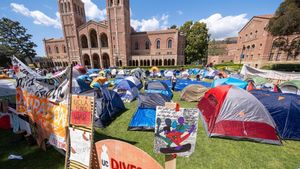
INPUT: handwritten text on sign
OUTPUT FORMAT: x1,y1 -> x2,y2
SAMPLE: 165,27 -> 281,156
70,95 -> 92,127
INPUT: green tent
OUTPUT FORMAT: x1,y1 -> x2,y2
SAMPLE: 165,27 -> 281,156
279,80 -> 300,94
245,76 -> 268,86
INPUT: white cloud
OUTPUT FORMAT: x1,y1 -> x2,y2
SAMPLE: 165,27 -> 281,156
10,3 -> 61,29
131,14 -> 169,32
81,0 -> 106,20
200,13 -> 249,40
177,10 -> 183,15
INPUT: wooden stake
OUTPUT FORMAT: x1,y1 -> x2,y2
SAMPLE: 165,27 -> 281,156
165,155 -> 176,169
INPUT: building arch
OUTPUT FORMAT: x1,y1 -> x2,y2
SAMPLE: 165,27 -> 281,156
167,59 -> 171,66
102,53 -> 110,68
269,37 -> 288,61
92,53 -> 100,68
55,46 -> 59,53
290,36 -> 300,60
159,59 -> 162,66
129,60 -> 132,66
83,54 -> 91,67
140,60 -> 143,66
171,59 -> 175,65
155,59 -> 159,66
100,33 -> 108,48
119,60 -> 122,67
152,59 -> 155,66
80,35 -> 88,48
147,60 -> 150,66
164,59 -> 167,66
89,29 -> 98,48
135,60 -> 138,66
143,60 -> 147,66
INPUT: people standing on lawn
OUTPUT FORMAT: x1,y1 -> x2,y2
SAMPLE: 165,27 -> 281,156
171,73 -> 177,91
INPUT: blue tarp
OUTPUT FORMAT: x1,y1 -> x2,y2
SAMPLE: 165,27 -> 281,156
158,79 -> 211,91
94,86 -> 126,128
251,90 -> 300,140
128,108 -> 156,131
87,69 -> 100,74
212,77 -> 248,89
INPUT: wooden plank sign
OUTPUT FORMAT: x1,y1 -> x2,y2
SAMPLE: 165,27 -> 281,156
94,139 -> 163,169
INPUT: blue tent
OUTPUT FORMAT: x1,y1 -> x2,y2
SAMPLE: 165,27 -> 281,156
175,79 -> 211,91
113,79 -> 139,102
212,77 -> 248,89
251,90 -> 300,140
145,81 -> 173,100
94,85 -> 126,128
72,75 -> 92,94
87,69 -> 100,74
128,93 -> 170,131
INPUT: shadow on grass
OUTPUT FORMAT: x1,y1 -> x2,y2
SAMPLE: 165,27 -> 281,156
93,128 -> 138,145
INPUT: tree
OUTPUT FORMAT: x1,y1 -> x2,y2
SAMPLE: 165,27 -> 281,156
0,17 -> 36,66
169,25 -> 177,29
180,21 -> 209,64
267,0 -> 300,36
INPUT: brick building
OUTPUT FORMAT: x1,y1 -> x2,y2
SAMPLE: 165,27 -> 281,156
234,14 -> 300,68
44,0 -> 185,68
207,37 -> 237,64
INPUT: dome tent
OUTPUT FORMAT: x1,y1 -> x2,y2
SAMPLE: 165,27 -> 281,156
113,79 -> 139,102
180,84 -> 208,102
251,90 -> 300,140
125,76 -> 143,90
198,85 -> 281,145
145,81 -> 173,100
279,80 -> 300,95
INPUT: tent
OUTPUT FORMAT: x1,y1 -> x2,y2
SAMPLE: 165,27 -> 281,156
174,79 -> 211,91
94,85 -> 126,128
180,71 -> 190,79
251,90 -> 300,140
72,75 -> 92,94
130,68 -> 145,79
211,77 -> 248,89
0,79 -> 16,106
198,85 -> 281,145
145,81 -> 173,100
113,79 -> 139,102
125,76 -> 143,89
128,93 -> 170,131
180,84 -> 208,102
246,76 -> 268,86
279,80 -> 300,95
164,70 -> 174,78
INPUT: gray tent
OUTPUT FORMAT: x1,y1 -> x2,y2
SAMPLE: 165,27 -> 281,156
138,93 -> 171,109
180,84 -> 208,102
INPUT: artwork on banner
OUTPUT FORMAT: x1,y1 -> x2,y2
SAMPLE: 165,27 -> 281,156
12,57 -> 70,150
69,128 -> 92,167
70,95 -> 92,127
95,139 -> 163,169
154,107 -> 199,157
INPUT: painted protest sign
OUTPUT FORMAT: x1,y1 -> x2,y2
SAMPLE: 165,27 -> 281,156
70,95 -> 92,127
94,139 -> 163,169
12,57 -> 70,150
69,128 -> 92,167
154,106 -> 199,157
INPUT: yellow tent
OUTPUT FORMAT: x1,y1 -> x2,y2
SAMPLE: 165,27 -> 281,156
90,76 -> 108,88
150,66 -> 159,72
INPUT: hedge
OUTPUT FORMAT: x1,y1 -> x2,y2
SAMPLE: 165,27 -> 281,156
270,64 -> 300,72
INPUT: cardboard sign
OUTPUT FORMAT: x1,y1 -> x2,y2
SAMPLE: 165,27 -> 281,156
94,139 -> 163,169
154,107 -> 199,157
69,128 -> 92,167
12,57 -> 70,150
70,95 -> 92,127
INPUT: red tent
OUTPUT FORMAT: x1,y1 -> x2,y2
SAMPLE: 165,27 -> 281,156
198,85 -> 281,145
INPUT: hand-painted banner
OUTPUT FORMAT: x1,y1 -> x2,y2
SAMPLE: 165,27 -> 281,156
12,57 -> 70,150
69,128 -> 92,167
70,95 -> 92,127
154,107 -> 199,157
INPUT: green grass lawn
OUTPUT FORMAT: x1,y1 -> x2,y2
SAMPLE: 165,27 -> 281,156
1,91 -> 300,169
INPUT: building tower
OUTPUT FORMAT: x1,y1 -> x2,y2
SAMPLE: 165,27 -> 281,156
106,0 -> 131,66
58,0 -> 86,65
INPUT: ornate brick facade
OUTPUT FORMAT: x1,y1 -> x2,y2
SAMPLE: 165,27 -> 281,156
44,0 -> 185,68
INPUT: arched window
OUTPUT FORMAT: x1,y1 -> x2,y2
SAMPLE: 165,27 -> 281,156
110,0 -> 113,6
55,46 -> 59,53
48,46 -> 52,54
64,3 -> 68,13
156,40 -> 160,49
100,33 -> 108,48
171,59 -> 175,65
63,45 -> 66,53
168,39 -> 172,48
81,35 -> 88,48
135,42 -> 139,50
117,0 -> 120,5
89,29 -> 98,48
145,41 -> 150,49
60,3 -> 64,13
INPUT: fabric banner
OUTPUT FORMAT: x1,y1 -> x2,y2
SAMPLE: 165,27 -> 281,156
69,128 -> 92,167
241,65 -> 300,81
12,57 -> 70,150
154,106 -> 199,157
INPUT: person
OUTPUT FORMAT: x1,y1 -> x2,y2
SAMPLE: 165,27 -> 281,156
196,74 -> 200,81
171,73 -> 177,91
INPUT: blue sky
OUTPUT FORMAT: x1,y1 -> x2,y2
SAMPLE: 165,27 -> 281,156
0,0 -> 283,56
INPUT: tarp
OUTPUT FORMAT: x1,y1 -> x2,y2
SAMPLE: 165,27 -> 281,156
180,84 -> 208,102
212,77 -> 248,89
198,85 -> 280,145
175,79 -> 211,91
251,90 -> 300,140
94,86 -> 126,128
241,65 -> 300,81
